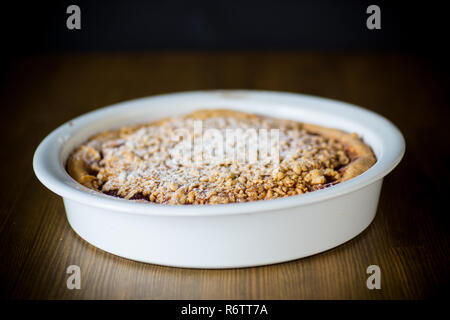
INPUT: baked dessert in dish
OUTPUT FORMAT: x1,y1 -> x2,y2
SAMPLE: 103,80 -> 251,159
67,109 -> 376,204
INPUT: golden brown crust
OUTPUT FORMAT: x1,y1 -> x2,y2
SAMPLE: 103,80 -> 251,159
186,109 -> 260,121
67,109 -> 376,204
302,124 -> 376,181
67,131 -> 119,189
190,110 -> 377,182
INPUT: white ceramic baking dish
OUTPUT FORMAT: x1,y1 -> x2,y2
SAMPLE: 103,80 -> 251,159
33,90 -> 405,268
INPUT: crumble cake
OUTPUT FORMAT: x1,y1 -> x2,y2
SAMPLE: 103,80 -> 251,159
67,109 -> 376,204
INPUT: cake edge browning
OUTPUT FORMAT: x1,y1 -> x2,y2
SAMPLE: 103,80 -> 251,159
66,109 -> 376,201
302,123 -> 376,182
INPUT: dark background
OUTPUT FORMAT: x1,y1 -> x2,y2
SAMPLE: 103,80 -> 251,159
1,0 -> 448,53
0,1 -> 449,300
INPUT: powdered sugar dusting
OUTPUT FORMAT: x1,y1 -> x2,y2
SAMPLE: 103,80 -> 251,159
71,110 -> 350,204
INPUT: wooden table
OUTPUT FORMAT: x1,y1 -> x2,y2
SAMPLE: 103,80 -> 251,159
0,52 -> 448,299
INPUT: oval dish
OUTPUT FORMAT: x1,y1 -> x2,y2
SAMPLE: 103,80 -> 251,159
33,90 -> 405,268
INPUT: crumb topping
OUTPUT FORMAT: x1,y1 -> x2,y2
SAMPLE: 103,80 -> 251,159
67,110 -> 356,204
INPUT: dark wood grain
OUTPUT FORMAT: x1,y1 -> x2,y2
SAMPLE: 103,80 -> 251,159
0,52 -> 448,299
